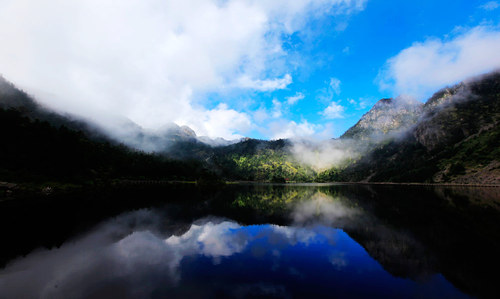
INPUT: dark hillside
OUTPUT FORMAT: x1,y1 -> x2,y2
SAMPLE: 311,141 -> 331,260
338,72 -> 500,183
0,107 -> 210,184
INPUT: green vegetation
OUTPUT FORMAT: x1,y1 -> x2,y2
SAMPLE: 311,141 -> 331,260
219,150 -> 316,182
232,186 -> 316,216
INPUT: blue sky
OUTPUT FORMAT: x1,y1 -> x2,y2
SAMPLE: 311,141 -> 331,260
1,0 -> 500,141
227,0 -> 500,139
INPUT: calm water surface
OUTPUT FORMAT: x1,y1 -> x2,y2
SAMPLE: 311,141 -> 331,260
0,184 -> 499,298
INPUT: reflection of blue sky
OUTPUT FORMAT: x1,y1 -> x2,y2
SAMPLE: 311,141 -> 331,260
0,210 -> 469,299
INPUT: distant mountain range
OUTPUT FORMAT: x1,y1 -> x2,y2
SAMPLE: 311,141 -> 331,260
1,71 -> 499,184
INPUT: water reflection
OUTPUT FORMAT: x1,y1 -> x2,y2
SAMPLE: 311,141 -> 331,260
0,211 -> 467,299
0,185 -> 498,298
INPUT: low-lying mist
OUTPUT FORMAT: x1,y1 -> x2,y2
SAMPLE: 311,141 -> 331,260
286,76 -> 490,171
288,138 -> 365,171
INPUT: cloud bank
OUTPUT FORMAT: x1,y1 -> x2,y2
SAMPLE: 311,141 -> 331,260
379,25 -> 500,99
0,0 -> 366,140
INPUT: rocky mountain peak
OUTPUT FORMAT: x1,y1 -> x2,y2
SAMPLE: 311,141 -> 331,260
341,96 -> 423,140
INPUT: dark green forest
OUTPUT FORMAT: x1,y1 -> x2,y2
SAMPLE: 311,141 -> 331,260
0,108 -> 211,184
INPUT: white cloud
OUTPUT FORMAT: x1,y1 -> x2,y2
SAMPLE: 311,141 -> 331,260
253,107 -> 271,123
322,102 -> 345,119
235,74 -> 292,92
329,77 -> 342,95
378,25 -> 500,99
317,77 -> 342,103
359,99 -> 371,109
250,98 -> 286,125
480,1 -> 499,10
0,0 -> 365,140
347,97 -> 372,110
271,99 -> 283,118
286,92 -> 305,105
268,120 -> 320,140
254,93 -> 303,125
183,103 -> 252,139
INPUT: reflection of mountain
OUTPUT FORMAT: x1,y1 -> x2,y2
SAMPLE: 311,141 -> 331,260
332,185 -> 500,299
0,208 -> 464,299
224,185 -> 500,299
288,189 -> 437,279
0,184 -> 498,298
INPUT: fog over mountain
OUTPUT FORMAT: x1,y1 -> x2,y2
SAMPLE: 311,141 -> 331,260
0,0 -> 367,140
2,1 -> 500,141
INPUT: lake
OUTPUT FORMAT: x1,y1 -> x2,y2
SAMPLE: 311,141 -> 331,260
0,184 -> 499,298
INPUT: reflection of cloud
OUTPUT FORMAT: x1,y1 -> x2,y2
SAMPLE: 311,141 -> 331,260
230,282 -> 291,299
166,221 -> 247,258
164,220 -> 248,267
329,252 -> 348,270
0,211 -> 339,298
292,192 -> 360,226
269,225 -> 317,245
288,267 -> 303,277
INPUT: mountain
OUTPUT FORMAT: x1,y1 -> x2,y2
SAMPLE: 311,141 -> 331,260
337,72 -> 500,184
0,76 -> 230,156
209,138 -> 316,182
0,76 -> 113,143
0,77 -> 215,183
2,71 -> 499,185
341,96 -> 423,140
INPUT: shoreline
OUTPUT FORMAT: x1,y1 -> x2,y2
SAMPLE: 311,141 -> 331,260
231,181 -> 500,188
2,180 -> 499,201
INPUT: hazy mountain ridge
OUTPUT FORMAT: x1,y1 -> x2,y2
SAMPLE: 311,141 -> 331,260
341,97 -> 423,140
0,77 -> 216,184
0,76 -> 114,143
0,76 -> 235,155
338,71 -> 500,184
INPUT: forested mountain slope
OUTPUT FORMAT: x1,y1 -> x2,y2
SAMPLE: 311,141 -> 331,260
337,72 -> 500,184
